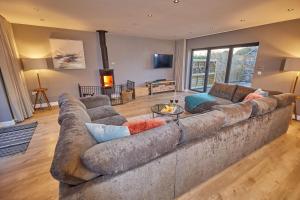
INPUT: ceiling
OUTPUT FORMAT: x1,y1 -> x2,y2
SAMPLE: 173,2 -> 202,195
0,0 -> 300,40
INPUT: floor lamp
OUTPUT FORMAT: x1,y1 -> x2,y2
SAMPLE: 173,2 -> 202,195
22,58 -> 51,110
283,57 -> 300,120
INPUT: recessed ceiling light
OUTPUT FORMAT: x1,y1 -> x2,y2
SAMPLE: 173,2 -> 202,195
40,18 -> 45,21
240,19 -> 246,22
287,8 -> 294,12
173,0 -> 180,3
147,14 -> 153,17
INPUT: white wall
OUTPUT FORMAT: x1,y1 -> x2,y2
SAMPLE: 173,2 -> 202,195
107,34 -> 175,86
12,24 -> 175,102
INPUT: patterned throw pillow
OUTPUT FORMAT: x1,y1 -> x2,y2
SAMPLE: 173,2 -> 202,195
123,118 -> 167,135
85,123 -> 130,143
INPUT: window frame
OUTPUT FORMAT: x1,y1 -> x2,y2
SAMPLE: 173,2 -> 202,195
189,42 -> 259,92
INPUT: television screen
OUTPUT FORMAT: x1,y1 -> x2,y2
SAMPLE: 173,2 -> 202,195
153,54 -> 173,68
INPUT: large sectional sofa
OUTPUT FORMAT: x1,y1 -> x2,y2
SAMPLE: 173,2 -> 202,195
51,86 -> 295,200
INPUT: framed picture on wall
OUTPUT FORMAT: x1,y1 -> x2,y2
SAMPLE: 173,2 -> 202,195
49,39 -> 86,69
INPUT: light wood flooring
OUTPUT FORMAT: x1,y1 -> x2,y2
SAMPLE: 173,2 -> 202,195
0,92 -> 299,200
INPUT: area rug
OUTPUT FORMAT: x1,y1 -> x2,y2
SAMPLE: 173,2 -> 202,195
0,121 -> 38,158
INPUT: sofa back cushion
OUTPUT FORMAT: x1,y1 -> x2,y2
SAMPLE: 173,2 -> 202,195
50,117 -> 98,185
271,93 -> 295,108
212,101 -> 252,126
208,82 -> 237,100
58,93 -> 86,110
58,102 -> 91,125
232,85 -> 256,103
81,122 -> 181,175
250,97 -> 278,116
179,110 -> 225,143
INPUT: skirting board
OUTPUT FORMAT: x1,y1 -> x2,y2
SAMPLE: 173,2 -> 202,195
292,114 -> 300,121
0,120 -> 15,128
34,101 -> 58,108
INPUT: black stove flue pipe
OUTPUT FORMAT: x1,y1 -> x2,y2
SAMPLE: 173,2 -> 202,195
97,30 -> 109,69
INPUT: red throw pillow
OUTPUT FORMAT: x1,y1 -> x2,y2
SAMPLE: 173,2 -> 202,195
123,118 -> 166,135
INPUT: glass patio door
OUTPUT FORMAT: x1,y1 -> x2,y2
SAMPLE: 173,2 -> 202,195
190,48 -> 229,92
190,50 -> 208,92
189,43 -> 259,92
206,48 -> 229,90
228,46 -> 259,87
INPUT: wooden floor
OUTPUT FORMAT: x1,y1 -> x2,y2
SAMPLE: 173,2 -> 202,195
0,92 -> 299,200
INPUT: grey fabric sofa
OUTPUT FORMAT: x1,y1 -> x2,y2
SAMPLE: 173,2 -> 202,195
185,82 -> 281,114
51,91 -> 294,200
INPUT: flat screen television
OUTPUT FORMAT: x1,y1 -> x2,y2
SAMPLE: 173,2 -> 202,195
153,54 -> 173,68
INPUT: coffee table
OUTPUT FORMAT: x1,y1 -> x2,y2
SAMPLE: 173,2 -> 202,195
151,104 -> 184,124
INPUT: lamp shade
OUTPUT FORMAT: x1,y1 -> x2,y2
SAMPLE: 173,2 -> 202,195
22,58 -> 47,71
283,57 -> 300,72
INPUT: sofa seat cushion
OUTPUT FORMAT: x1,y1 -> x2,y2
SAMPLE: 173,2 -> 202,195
50,118 -> 98,185
92,115 -> 127,126
271,93 -> 295,108
208,82 -> 237,100
87,106 -> 119,121
81,123 -> 181,175
80,95 -> 111,109
212,101 -> 252,127
231,85 -> 256,103
179,110 -> 225,144
251,97 -> 278,116
214,97 -> 233,105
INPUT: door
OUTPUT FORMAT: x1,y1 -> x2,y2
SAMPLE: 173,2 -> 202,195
207,48 -> 230,90
189,50 -> 208,92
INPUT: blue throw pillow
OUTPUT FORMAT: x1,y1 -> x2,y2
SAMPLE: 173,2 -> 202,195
85,123 -> 130,143
185,93 -> 216,110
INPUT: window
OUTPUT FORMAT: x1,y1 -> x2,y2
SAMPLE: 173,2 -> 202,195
189,43 -> 259,92
228,46 -> 258,86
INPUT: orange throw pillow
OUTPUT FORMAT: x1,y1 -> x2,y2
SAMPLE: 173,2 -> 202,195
123,118 -> 167,135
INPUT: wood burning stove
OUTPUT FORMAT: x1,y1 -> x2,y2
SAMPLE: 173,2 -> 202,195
99,69 -> 114,88
97,30 -> 115,88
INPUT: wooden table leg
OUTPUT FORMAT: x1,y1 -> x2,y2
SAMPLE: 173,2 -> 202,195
34,91 -> 40,110
295,99 -> 298,121
42,90 -> 51,108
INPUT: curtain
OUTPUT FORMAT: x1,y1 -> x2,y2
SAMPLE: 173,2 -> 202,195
174,39 -> 186,91
0,15 -> 33,122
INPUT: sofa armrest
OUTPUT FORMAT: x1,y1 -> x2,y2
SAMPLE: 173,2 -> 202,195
80,95 -> 111,109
